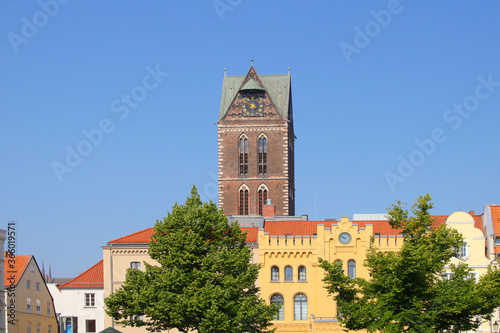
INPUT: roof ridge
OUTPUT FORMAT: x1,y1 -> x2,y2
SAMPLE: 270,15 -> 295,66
59,259 -> 103,289
108,227 -> 154,244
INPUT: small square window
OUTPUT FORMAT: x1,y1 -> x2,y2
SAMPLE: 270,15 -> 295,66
86,319 -> 96,333
130,262 -> 141,270
85,293 -> 95,307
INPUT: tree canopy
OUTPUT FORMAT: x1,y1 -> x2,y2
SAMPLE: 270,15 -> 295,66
105,186 -> 277,333
319,194 -> 500,333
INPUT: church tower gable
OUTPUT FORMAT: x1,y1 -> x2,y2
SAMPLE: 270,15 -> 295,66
218,66 -> 295,217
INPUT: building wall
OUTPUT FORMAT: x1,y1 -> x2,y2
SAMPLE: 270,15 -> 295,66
102,245 -> 182,333
446,211 -> 498,333
258,217 -> 402,333
48,284 -> 105,333
8,257 -> 57,333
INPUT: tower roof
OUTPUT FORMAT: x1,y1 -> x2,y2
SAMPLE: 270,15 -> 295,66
219,66 -> 291,121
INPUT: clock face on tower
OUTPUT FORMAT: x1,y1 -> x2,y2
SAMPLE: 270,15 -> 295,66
242,95 -> 264,117
338,232 -> 352,244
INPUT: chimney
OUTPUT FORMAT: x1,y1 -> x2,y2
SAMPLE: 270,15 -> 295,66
263,199 -> 275,217
469,210 -> 475,215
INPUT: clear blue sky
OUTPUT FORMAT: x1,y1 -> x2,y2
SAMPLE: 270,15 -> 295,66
1,1 -> 499,277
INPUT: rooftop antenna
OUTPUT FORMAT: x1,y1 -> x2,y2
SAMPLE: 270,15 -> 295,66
224,68 -> 226,77
251,59 -> 254,67
288,67 -> 290,75
42,256 -> 46,282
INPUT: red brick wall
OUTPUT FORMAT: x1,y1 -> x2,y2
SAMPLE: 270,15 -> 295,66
218,115 -> 294,216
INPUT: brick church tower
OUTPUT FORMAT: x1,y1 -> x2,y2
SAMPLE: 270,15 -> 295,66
217,66 -> 295,216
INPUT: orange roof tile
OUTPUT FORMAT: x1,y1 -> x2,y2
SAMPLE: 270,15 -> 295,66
59,260 -> 103,289
108,228 -> 154,244
109,227 -> 258,244
490,205 -> 500,236
263,221 -> 337,237
241,228 -> 258,242
4,254 -> 32,287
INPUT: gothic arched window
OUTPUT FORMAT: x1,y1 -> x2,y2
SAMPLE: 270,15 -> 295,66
239,186 -> 249,215
258,135 -> 267,176
239,135 -> 248,177
258,184 -> 268,216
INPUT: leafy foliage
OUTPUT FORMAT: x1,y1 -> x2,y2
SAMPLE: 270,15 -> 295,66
319,194 -> 500,333
105,186 -> 277,333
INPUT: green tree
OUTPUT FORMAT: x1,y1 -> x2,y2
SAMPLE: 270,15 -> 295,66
105,186 -> 277,333
319,194 -> 500,333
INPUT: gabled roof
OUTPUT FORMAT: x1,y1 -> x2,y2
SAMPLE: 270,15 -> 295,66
490,205 -> 500,236
4,254 -> 32,286
108,228 -> 154,244
218,66 -> 291,121
108,227 -> 258,244
59,260 -> 103,289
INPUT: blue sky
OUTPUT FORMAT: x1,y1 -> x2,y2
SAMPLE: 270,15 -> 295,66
1,1 -> 499,277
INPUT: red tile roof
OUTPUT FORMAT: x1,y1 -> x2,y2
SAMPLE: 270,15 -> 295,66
108,214 -> 484,244
491,205 -> 500,236
263,221 -> 337,237
59,260 -> 103,289
108,228 -> 154,244
241,227 -> 258,242
108,227 -> 258,244
4,254 -> 32,287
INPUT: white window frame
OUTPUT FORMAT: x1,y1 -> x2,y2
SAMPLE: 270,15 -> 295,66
85,293 -> 95,307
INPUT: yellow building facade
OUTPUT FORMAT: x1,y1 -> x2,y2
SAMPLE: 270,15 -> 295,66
258,217 -> 402,333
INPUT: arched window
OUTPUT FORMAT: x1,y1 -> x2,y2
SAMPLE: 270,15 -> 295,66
239,186 -> 249,215
298,266 -> 306,281
239,136 -> 248,177
294,294 -> 308,320
258,184 -> 268,216
271,266 -> 280,281
258,135 -> 267,176
270,294 -> 284,320
348,260 -> 356,279
285,266 -> 293,281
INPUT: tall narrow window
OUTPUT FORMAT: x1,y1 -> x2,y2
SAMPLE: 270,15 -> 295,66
271,266 -> 280,281
285,266 -> 293,281
27,297 -> 32,312
258,136 -> 267,176
294,294 -> 308,320
258,186 -> 268,216
348,260 -> 356,279
36,299 -> 41,313
239,137 -> 248,177
298,266 -> 306,281
270,294 -> 284,320
239,187 -> 249,215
